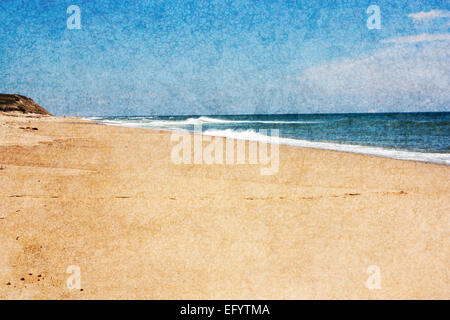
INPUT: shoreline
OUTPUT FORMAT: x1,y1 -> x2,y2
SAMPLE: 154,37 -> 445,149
87,117 -> 450,167
1,114 -> 449,299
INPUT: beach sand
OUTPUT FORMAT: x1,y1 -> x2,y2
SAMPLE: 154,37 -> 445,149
0,114 -> 448,299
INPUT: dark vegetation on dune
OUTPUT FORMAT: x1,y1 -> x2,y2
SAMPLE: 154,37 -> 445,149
0,94 -> 52,115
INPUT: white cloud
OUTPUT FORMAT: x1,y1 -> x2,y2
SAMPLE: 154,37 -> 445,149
381,33 -> 450,44
292,42 -> 450,112
408,10 -> 450,22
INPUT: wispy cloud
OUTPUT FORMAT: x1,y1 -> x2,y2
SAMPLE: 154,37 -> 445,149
408,10 -> 450,22
293,42 -> 450,112
381,33 -> 450,44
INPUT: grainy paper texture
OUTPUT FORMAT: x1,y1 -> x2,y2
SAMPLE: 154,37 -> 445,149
0,1 -> 449,300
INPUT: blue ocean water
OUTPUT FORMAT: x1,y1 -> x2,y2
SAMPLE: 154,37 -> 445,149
89,112 -> 450,165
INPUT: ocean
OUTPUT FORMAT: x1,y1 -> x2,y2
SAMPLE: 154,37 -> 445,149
88,112 -> 450,165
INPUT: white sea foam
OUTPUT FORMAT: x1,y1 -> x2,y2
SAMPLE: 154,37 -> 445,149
96,119 -> 155,127
192,116 -> 318,124
203,129 -> 450,166
89,116 -> 319,127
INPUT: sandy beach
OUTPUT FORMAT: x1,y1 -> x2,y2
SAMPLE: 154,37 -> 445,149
0,113 -> 448,299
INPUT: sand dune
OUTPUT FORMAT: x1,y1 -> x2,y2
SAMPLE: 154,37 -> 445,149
0,94 -> 52,116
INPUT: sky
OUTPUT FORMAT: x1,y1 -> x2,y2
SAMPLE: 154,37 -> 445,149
0,0 -> 449,116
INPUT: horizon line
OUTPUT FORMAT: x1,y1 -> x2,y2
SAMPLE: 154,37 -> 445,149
78,111 -> 450,118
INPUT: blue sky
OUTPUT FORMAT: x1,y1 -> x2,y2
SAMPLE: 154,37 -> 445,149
0,0 -> 449,115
